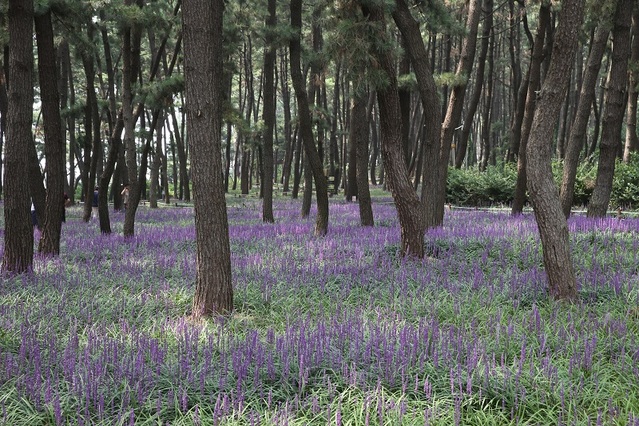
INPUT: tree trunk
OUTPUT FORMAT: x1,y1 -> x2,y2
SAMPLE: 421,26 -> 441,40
527,0 -> 585,301
512,5 -> 551,215
183,0 -> 233,318
2,0 -> 34,273
588,0 -> 633,217
35,8 -> 65,256
560,24 -> 611,217
122,0 -> 141,237
363,2 -> 424,257
391,0 -> 442,229
436,0 -> 481,223
261,0 -> 276,223
455,0 -> 493,168
353,89 -> 374,226
623,6 -> 639,162
290,0 -> 329,236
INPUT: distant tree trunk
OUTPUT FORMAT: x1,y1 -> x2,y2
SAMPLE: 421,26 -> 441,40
346,96 -> 359,201
353,89 -> 374,226
170,108 -> 189,201
35,8 -> 65,256
261,0 -> 276,223
369,106 -> 379,186
506,0 -> 525,163
0,53 -> 7,199
436,0 -> 481,224
149,113 -> 164,208
527,0 -> 584,301
290,0 -> 329,236
479,29 -> 495,172
512,4 -> 550,215
363,2 -> 424,257
624,6 -> 639,162
281,52 -> 294,193
455,0 -> 493,168
2,0 -> 34,273
183,0 -> 233,318
588,0 -> 633,217
560,24 -> 611,217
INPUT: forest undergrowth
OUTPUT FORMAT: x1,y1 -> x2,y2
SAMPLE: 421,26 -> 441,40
1,197 -> 638,425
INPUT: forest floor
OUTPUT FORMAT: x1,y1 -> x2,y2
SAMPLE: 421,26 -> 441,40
0,196 -> 638,425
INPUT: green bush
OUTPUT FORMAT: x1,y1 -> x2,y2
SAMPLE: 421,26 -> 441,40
446,154 -> 639,210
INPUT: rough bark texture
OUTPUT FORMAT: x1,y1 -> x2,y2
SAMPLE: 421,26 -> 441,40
122,0 -> 140,237
352,90 -> 374,226
527,0 -> 585,301
391,0 -> 441,230
588,0 -> 633,217
560,24 -> 610,217
2,0 -> 34,273
364,2 -> 425,258
183,0 -> 234,318
35,9 -> 65,256
512,5 -> 550,215
290,0 -> 329,236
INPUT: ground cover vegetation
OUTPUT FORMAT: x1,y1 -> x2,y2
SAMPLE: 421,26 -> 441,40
1,197 -> 639,425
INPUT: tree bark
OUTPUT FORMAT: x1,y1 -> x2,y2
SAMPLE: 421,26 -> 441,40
2,0 -> 34,273
436,0 -> 481,224
527,0 -> 585,301
512,4 -> 551,215
455,0 -> 493,168
391,0 -> 442,230
588,0 -> 633,217
183,0 -> 233,318
352,89 -> 374,226
35,8 -> 65,256
261,0 -> 276,223
363,2 -> 425,257
560,23 -> 611,217
290,0 -> 329,236
623,6 -> 639,162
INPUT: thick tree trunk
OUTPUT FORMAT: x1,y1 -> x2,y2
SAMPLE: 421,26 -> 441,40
35,9 -> 65,256
290,0 -> 329,236
2,0 -> 34,273
588,0 -> 633,217
122,0 -> 141,237
183,0 -> 233,318
527,0 -> 585,301
560,24 -> 610,217
512,5 -> 550,215
364,2 -> 424,257
391,0 -> 441,229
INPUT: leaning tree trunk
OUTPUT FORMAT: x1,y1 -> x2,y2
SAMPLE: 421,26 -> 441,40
183,0 -> 234,318
435,0 -> 481,225
512,4 -> 550,215
588,0 -> 633,218
560,23 -> 611,217
35,8 -> 66,256
527,0 -> 585,301
290,0 -> 329,236
2,0 -> 34,273
392,0 -> 442,229
455,0 -> 493,168
363,2 -> 425,257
